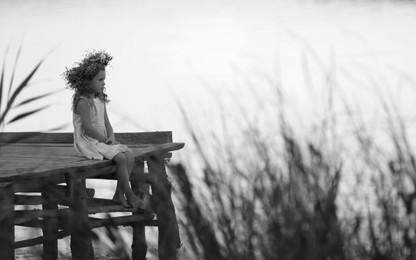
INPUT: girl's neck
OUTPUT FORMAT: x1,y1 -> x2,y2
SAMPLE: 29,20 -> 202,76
86,93 -> 101,99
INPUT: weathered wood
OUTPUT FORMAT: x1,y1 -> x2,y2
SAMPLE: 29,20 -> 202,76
0,131 -> 172,144
42,188 -> 58,260
15,194 -> 46,205
10,176 -> 67,193
15,230 -> 70,249
14,213 -> 155,249
15,186 -> 95,205
148,155 -> 180,260
131,161 -> 148,260
15,209 -> 69,225
89,213 -> 155,229
67,177 -> 94,260
0,131 -> 184,260
86,203 -> 148,214
0,183 -> 15,260
0,142 -> 184,183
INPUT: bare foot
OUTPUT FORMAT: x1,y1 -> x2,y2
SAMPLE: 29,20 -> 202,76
126,193 -> 145,209
112,193 -> 130,208
140,193 -> 151,209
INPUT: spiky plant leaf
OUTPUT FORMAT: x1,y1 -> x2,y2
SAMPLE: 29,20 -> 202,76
0,58 -> 5,114
7,43 -> 22,100
6,105 -> 49,124
14,90 -> 59,107
0,42 -> 11,114
0,59 -> 44,125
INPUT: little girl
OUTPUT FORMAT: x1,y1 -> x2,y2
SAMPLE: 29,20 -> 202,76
63,50 -> 144,209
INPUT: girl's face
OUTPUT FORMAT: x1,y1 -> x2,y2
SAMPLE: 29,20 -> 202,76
89,70 -> 106,95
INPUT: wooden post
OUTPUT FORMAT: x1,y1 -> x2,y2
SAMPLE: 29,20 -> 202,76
148,154 -> 180,260
66,177 -> 94,260
42,187 -> 59,260
131,160 -> 148,260
0,183 -> 14,260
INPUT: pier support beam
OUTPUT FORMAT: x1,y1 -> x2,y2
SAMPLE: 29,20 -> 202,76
66,177 -> 94,260
131,160 -> 148,260
42,187 -> 59,260
0,183 -> 14,260
148,154 -> 180,260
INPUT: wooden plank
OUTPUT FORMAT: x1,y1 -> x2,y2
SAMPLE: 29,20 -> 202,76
131,161 -> 148,260
66,177 -> 94,260
148,155 -> 180,260
14,214 -> 155,249
88,213 -> 154,229
42,188 -> 59,260
0,142 -> 185,181
0,132 -> 73,144
86,197 -> 149,214
0,131 -> 172,144
12,175 -> 68,193
0,131 -> 184,260
15,218 -> 43,228
15,194 -> 46,205
15,209 -> 69,225
15,187 -> 94,205
14,230 -> 71,249
0,183 -> 15,260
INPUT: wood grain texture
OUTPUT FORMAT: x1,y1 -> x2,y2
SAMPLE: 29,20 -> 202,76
0,183 -> 15,260
0,142 -> 184,182
0,131 -> 173,144
0,132 -> 184,259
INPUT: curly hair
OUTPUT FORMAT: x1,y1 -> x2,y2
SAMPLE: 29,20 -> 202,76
62,50 -> 112,110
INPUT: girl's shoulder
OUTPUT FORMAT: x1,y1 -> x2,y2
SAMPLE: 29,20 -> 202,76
77,95 -> 94,104
74,95 -> 93,110
78,95 -> 91,101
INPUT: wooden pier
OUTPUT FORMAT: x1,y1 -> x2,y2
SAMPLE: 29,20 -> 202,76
0,131 -> 184,260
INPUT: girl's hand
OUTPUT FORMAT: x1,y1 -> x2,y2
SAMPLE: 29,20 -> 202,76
105,135 -> 117,144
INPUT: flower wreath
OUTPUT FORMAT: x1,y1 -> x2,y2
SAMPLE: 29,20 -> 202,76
63,50 -> 113,110
62,50 -> 113,91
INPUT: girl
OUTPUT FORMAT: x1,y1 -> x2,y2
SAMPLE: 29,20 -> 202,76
63,50 -> 144,209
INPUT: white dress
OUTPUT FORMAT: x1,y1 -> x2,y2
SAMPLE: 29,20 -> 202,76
73,97 -> 131,160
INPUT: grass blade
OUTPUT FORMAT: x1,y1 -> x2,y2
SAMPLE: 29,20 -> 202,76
0,59 -> 44,124
13,90 -> 59,107
7,43 -> 22,100
6,105 -> 49,124
0,58 -> 5,116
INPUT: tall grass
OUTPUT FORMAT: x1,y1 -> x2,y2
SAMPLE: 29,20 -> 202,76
169,48 -> 416,260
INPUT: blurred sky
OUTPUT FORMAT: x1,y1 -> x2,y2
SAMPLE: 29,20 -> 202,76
1,0 -> 416,145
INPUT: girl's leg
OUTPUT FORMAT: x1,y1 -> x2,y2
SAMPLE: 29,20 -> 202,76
125,150 -> 154,207
125,150 -> 135,177
113,151 -> 135,207
112,153 -> 143,208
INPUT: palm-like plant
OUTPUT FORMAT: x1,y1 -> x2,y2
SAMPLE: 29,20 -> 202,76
0,44 -> 59,132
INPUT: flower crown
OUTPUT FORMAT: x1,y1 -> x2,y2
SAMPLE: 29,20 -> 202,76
62,50 -> 113,90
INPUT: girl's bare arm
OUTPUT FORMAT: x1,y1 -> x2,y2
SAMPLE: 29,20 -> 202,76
76,99 -> 107,142
104,105 -> 115,143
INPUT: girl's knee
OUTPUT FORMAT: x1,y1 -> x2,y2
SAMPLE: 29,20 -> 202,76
126,150 -> 135,163
113,153 -> 126,164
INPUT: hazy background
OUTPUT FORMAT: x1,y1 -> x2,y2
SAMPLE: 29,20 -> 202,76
2,0 -> 416,259
1,0 -> 415,148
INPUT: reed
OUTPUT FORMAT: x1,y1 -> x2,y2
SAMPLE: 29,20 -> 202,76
169,47 -> 416,260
